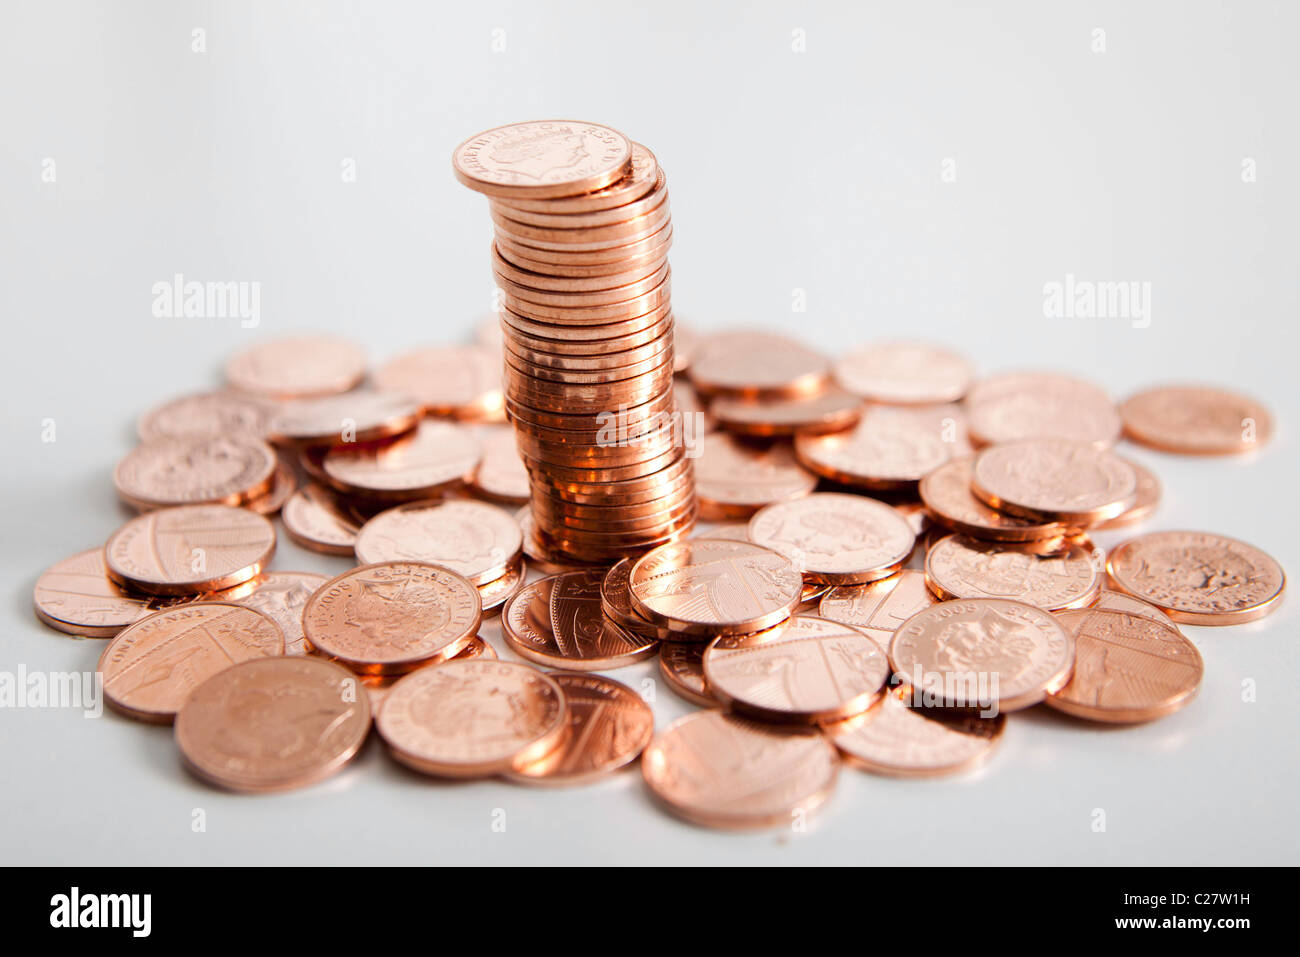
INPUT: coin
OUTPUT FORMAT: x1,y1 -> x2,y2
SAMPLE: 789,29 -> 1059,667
793,405 -> 957,490
280,485 -> 360,555
320,421 -> 481,501
629,539 -> 804,638
641,710 -> 840,829
137,391 -> 270,443
691,524 -> 751,542
1119,385 -> 1273,455
477,559 -> 527,614
971,439 -> 1137,525
748,493 -> 916,585
452,121 -> 632,199
826,684 -> 1005,777
688,331 -> 829,399
33,548 -> 180,638
600,559 -> 672,639
235,571 -> 328,656
470,425 -> 530,504
1092,589 -> 1179,630
502,571 -> 659,670
704,615 -> 889,723
1106,530 -> 1285,625
242,460 -> 296,516
818,569 -> 939,649
496,142 -> 659,214
694,433 -> 817,519
115,435 -> 277,509
354,499 -> 523,585
1092,457 -> 1160,530
708,388 -> 863,437
505,673 -> 654,786
832,341 -> 974,404
376,660 -> 568,777
226,335 -> 366,398
659,642 -> 717,706
965,372 -> 1121,448
302,561 -> 482,674
98,602 -> 284,722
1045,607 -> 1203,723
889,598 -> 1075,712
919,457 -> 1068,542
373,345 -> 504,420
105,505 -> 276,596
266,391 -> 421,448
175,656 -> 370,792
925,534 -> 1102,611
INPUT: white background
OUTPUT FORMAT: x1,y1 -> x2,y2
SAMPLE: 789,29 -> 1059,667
2,0 -> 1297,864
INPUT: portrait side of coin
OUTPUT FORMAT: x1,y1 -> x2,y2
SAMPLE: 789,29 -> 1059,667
965,371 -> 1121,448
502,572 -> 659,670
235,571 -> 328,655
281,485 -> 360,556
354,499 -> 522,585
748,493 -> 916,585
453,120 -> 632,199
137,390 -> 271,443
970,439 -> 1137,525
114,435 -> 278,509
1118,385 -> 1273,455
924,533 -> 1102,611
225,335 -> 366,399
919,457 -> 1067,542
175,656 -> 371,792
694,433 -> 818,519
832,341 -> 974,404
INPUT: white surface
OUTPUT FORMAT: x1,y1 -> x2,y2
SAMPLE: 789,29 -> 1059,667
2,0 -> 1297,865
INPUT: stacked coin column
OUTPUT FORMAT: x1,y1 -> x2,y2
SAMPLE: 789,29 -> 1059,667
453,121 -> 697,562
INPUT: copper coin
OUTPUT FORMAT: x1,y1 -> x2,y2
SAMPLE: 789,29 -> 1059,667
98,602 -> 284,723
659,642 -> 717,707
925,533 -> 1102,611
376,660 -> 568,777
688,331 -> 829,400
505,672 -> 655,786
453,120 -> 632,199
496,259 -> 670,309
105,505 -> 276,596
137,390 -> 270,443
710,387 -> 863,437
238,459 -> 294,516
966,372 -> 1120,448
1119,385 -> 1273,455
600,559 -> 672,640
1106,530 -> 1286,625
492,170 -> 666,229
794,405 -> 959,490
748,493 -> 916,585
320,421 -> 481,500
695,433 -> 817,519
497,142 -> 659,214
641,710 -> 840,830
832,341 -> 975,405
971,439 -> 1137,525
33,548 -> 182,638
1092,589 -> 1179,631
919,457 -> 1067,542
496,220 -> 672,267
175,656 -> 371,792
492,203 -> 672,252
115,435 -> 277,509
373,345 -> 504,420
517,508 -> 597,574
818,569 -> 939,650
1093,457 -> 1161,530
478,559 -> 527,614
354,499 -> 523,585
302,561 -> 482,674
281,484 -> 360,555
470,425 -> 530,504
226,335 -> 366,399
235,571 -> 328,656
267,391 -> 421,448
1045,607 -> 1203,723
704,615 -> 889,724
826,684 -> 1005,778
889,598 -> 1075,712
502,572 -> 659,670
629,538 -> 804,639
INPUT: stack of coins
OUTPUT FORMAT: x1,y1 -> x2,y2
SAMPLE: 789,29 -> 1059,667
453,120 -> 696,564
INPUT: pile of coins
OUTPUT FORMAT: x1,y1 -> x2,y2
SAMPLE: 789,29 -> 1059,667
453,120 -> 697,563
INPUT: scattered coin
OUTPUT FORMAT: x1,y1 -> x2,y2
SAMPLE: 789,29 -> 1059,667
502,571 -> 659,670
688,330 -> 829,399
920,457 -> 1068,542
1091,589 -> 1180,631
281,485 -> 360,555
226,335 -> 366,399
971,439 -> 1137,525
1093,457 -> 1161,530
832,341 -> 974,404
794,405 -> 957,490
748,493 -> 916,585
965,372 -> 1121,448
709,387 -> 862,437
470,425 -> 530,504
924,534 -> 1102,611
354,499 -> 523,585
115,435 -> 277,510
659,642 -> 717,707
267,391 -> 421,448
374,345 -> 504,420
818,569 -> 939,649
695,433 -> 818,519
235,571 -> 328,655
477,559 -> 527,614
137,391 -> 270,443
1119,385 -> 1273,455
600,559 -> 672,639
34,548 -> 183,638
320,421 -> 481,502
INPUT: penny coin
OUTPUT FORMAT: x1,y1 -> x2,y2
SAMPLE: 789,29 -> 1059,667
360,636 -> 501,710
33,548 -> 180,638
641,710 -> 840,830
659,642 -> 717,707
600,559 -> 672,640
302,561 -> 482,674
1106,530 -> 1286,625
497,142 -> 659,214
242,460 -> 296,516
832,341 -> 974,405
373,345 -> 504,420
517,508 -> 597,574
505,673 -> 655,786
455,634 -> 498,661
280,485 -> 360,555
889,598 -> 1075,712
919,457 -> 1067,542
1093,457 -> 1161,530
1119,385 -> 1273,455
826,684 -> 1005,778
502,572 -> 659,670
175,656 -> 371,792
629,539 -> 804,638
235,571 -> 328,656
105,505 -> 276,596
925,534 -> 1102,611
704,615 -> 890,724
320,421 -> 481,501
115,435 -> 277,509
794,405 -> 957,490
478,559 -> 527,614
709,388 -> 863,438
1045,607 -> 1203,723
688,331 -> 829,399
748,493 -> 916,585
971,439 -> 1137,525
376,660 -> 568,777
1092,589 -> 1179,631
354,500 -> 523,585
98,602 -> 284,723
226,335 -> 365,399
694,433 -> 817,519
266,391 -> 421,448
966,372 -> 1121,448
452,120 -> 632,199
818,569 -> 939,650
137,390 -> 270,443
470,425 -> 530,504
